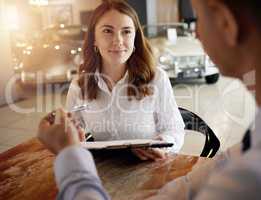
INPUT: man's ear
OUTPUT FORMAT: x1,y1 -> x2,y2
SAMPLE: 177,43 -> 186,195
208,0 -> 239,47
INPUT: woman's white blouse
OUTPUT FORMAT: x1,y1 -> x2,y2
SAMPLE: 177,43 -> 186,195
66,68 -> 185,153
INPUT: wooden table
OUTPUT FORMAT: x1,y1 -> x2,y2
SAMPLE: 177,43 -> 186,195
0,138 -> 208,200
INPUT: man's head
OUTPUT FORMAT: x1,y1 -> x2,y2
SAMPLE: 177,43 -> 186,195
191,0 -> 261,79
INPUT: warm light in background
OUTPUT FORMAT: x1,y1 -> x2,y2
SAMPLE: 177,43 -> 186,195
29,0 -> 48,6
70,49 -> 76,55
54,45 -> 60,50
43,44 -> 49,48
5,6 -> 20,30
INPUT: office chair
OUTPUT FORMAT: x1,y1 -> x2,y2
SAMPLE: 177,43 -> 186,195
179,107 -> 220,158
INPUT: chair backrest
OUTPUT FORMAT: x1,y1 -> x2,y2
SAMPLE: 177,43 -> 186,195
178,107 -> 220,158
242,129 -> 251,152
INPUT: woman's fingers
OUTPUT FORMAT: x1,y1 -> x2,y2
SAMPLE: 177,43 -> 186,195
150,148 -> 167,159
132,149 -> 148,160
133,149 -> 157,161
132,148 -> 167,161
137,149 -> 159,160
131,149 -> 146,160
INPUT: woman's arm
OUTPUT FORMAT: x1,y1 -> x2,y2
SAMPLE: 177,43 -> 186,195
131,69 -> 185,160
154,68 -> 185,153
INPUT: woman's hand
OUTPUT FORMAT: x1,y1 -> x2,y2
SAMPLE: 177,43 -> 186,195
132,135 -> 170,161
131,148 -> 168,161
37,109 -> 85,155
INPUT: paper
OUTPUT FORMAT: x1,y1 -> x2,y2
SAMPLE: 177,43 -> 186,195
81,139 -> 173,150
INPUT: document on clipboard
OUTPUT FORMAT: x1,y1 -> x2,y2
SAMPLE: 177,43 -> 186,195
81,139 -> 173,150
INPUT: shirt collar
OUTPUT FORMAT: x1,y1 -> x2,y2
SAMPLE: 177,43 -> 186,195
94,69 -> 129,93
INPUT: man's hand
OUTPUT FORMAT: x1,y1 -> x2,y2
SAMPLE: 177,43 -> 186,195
37,109 -> 85,154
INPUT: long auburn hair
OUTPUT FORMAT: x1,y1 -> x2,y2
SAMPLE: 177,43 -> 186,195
78,0 -> 156,101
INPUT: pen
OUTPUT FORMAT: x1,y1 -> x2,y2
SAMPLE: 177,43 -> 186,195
70,104 -> 90,113
50,104 -> 89,119
51,106 -> 93,141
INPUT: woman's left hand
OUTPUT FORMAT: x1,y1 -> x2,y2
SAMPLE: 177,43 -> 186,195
131,147 -> 168,161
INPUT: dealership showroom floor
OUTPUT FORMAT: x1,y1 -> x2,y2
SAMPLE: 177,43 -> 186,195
0,75 -> 256,155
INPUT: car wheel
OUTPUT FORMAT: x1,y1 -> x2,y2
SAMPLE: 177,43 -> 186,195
205,73 -> 219,84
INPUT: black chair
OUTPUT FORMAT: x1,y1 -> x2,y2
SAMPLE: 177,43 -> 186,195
179,107 -> 220,158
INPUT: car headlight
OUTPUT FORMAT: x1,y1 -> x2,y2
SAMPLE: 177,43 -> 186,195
159,53 -> 174,70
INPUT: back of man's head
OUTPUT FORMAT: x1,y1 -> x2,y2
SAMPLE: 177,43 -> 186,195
222,0 -> 261,31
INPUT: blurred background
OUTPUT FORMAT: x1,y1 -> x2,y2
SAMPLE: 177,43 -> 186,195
0,0 -> 182,103
0,0 -> 256,155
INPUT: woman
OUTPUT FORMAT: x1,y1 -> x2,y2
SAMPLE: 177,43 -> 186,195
66,1 -> 185,160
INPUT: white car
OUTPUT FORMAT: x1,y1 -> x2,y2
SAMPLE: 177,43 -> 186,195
144,23 -> 219,84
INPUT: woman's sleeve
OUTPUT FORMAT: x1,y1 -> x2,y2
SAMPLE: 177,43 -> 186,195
154,69 -> 185,153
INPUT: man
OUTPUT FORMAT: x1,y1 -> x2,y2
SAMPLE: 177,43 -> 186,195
38,0 -> 261,199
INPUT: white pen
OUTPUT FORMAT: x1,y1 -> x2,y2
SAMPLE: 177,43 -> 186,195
51,104 -> 89,119
70,104 -> 89,113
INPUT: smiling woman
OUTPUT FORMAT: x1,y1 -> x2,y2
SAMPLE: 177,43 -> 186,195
93,9 -> 136,87
79,1 -> 156,100
66,0 -> 185,160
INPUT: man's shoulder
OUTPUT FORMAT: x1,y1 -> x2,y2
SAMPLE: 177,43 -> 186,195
237,147 -> 261,172
196,148 -> 261,199
211,148 -> 261,190
219,147 -> 261,178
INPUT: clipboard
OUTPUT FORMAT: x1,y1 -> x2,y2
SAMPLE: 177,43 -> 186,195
81,139 -> 173,150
